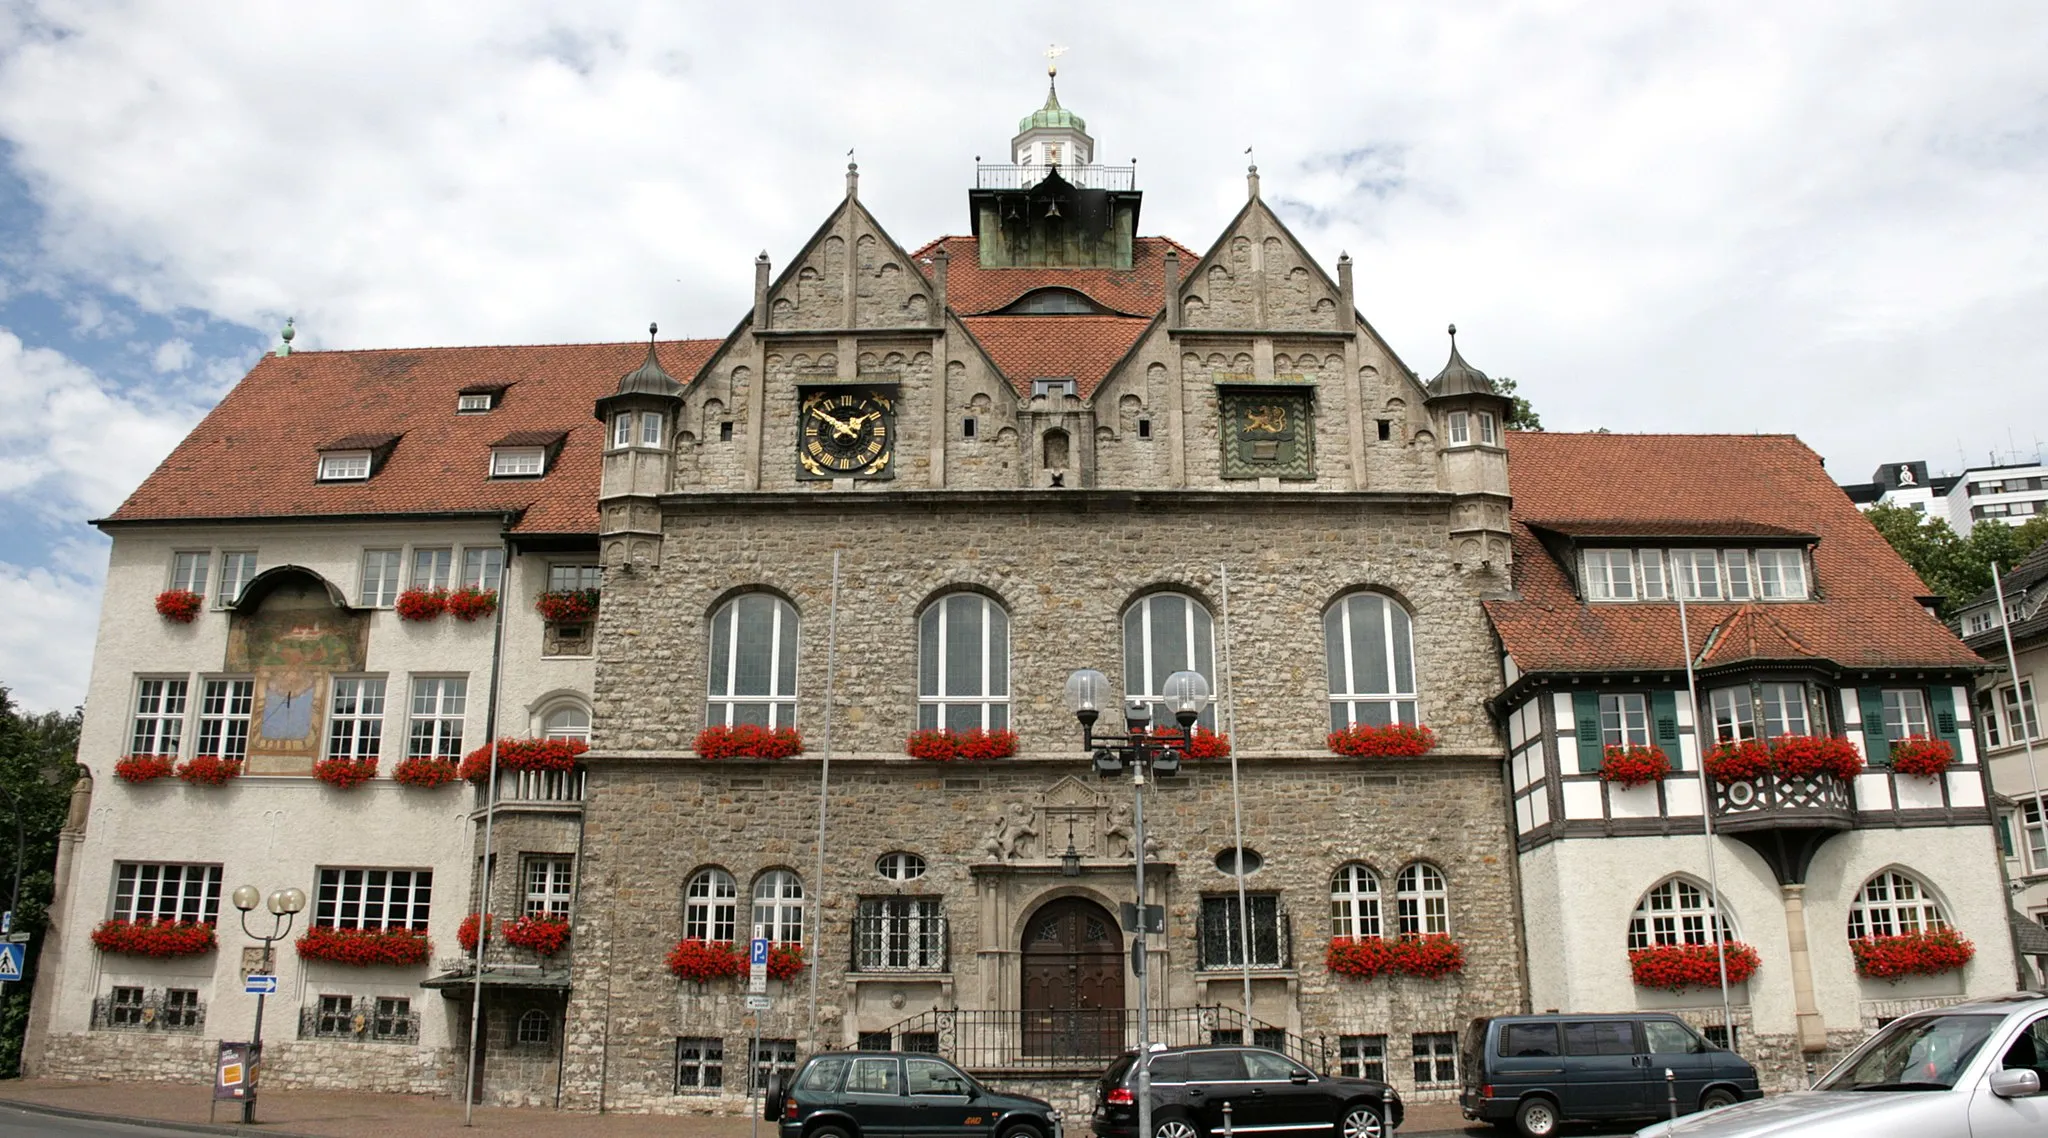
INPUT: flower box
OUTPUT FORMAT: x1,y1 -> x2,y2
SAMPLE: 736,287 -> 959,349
666,938 -> 743,983
902,728 -> 1018,760
1889,736 -> 1954,779
695,724 -> 805,760
457,913 -> 493,954
1628,941 -> 1761,992
114,755 -> 177,783
1851,927 -> 1974,981
155,589 -> 203,623
1181,728 -> 1232,760
536,589 -> 600,623
459,737 -> 589,782
445,586 -> 498,622
313,755 -> 378,789
1702,740 -> 1773,784
392,756 -> 460,788
503,914 -> 571,957
295,926 -> 433,967
394,587 -> 446,622
176,755 -> 243,785
1327,723 -> 1436,758
1325,935 -> 1466,980
91,919 -> 216,958
1770,734 -> 1864,781
1600,744 -> 1671,788
766,943 -> 805,981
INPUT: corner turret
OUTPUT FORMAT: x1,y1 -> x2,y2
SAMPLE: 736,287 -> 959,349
594,324 -> 683,569
1425,326 -> 1515,573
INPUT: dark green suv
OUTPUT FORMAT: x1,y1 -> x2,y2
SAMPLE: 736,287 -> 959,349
767,1051 -> 1064,1138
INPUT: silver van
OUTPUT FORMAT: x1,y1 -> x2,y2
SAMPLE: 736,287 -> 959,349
1458,1013 -> 1760,1137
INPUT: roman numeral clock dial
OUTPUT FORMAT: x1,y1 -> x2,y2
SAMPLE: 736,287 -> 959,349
798,390 -> 894,478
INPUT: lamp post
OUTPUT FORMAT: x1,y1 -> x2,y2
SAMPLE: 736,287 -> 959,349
1066,667 -> 1209,1138
232,883 -> 306,1125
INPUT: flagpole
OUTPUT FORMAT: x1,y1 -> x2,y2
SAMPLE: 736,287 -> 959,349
1220,564 -> 1253,1025
1991,561 -> 2046,985
808,551 -> 841,1037
1671,556 -> 1737,1049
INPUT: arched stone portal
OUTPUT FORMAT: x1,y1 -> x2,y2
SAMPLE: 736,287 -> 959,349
1019,895 -> 1125,1058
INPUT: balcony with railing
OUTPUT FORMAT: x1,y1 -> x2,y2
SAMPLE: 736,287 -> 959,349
482,767 -> 586,811
975,164 -> 1135,192
1708,772 -> 1855,835
871,1006 -> 1329,1074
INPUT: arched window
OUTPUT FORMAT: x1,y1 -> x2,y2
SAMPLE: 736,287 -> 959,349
877,852 -> 926,881
540,703 -> 590,742
1324,593 -> 1418,729
1123,592 -> 1216,729
1848,870 -> 1947,939
752,870 -> 804,945
1627,878 -> 1735,949
707,594 -> 798,728
1330,863 -> 1382,939
684,868 -> 737,942
918,594 -> 1010,731
1396,863 -> 1450,936
517,1008 -> 552,1045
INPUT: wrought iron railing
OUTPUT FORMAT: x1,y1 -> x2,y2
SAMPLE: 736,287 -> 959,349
975,164 -> 1135,191
491,768 -> 585,805
852,910 -> 948,973
869,1006 -> 1329,1073
90,988 -> 205,1033
297,1001 -> 422,1044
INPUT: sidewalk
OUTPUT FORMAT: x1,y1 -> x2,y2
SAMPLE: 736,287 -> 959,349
0,1078 -> 1476,1137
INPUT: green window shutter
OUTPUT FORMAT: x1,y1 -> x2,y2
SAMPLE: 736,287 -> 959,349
1930,685 -> 1961,755
1858,687 -> 1891,765
1651,691 -> 1681,761
1999,813 -> 2017,858
1573,692 -> 1604,773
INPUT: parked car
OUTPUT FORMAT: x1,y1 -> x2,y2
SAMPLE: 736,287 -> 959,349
766,1050 -> 1064,1138
1458,1013 -> 1760,1136
1632,992 -> 2048,1138
1091,1045 -> 1402,1138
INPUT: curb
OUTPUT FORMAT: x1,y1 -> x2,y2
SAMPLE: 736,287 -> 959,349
0,1095 -> 327,1137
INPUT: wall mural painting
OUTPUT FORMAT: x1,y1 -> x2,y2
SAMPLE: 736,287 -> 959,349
225,574 -> 369,775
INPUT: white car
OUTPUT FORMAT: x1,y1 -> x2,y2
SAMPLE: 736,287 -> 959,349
1635,993 -> 2047,1138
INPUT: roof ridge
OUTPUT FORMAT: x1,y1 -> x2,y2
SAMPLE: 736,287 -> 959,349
275,337 -> 726,357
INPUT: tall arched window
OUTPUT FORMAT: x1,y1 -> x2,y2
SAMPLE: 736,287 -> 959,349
752,870 -> 804,944
1325,593 -> 1418,729
1848,870 -> 1946,939
707,594 -> 798,728
540,703 -> 590,742
919,593 -> 1010,731
1627,878 -> 1735,949
684,868 -> 737,942
1396,863 -> 1450,936
1123,592 -> 1216,729
1330,863 -> 1382,939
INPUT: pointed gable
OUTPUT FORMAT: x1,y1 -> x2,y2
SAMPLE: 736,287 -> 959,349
766,190 -> 936,332
1176,198 -> 1342,332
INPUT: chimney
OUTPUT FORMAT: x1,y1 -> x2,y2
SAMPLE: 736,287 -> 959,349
931,248 -> 950,325
1336,253 -> 1355,331
753,252 -> 771,332
1163,250 -> 1181,330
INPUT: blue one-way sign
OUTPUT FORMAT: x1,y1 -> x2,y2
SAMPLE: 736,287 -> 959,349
0,943 -> 23,982
244,973 -> 277,995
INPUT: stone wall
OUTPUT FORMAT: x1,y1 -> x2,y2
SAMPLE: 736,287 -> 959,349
39,1030 -> 460,1094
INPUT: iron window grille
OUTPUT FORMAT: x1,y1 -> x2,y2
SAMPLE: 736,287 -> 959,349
298,996 -> 420,1043
1411,1032 -> 1458,1087
853,900 -> 947,972
675,1036 -> 724,1092
1339,1035 -> 1387,1081
1197,895 -> 1290,970
91,987 -> 204,1034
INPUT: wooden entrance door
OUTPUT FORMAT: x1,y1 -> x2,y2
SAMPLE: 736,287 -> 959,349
1020,897 -> 1126,1059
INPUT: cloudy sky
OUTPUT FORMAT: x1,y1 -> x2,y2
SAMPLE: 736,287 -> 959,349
3,1 -> 2046,712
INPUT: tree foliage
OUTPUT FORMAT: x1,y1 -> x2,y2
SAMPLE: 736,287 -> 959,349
0,686 -> 82,1077
1863,503 -> 2048,618
1496,376 -> 1543,431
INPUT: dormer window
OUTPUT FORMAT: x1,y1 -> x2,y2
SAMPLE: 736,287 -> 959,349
999,288 -> 1106,315
457,393 -> 493,413
318,452 -> 372,481
490,447 -> 546,478
1032,378 -> 1077,399
1582,546 -> 1809,603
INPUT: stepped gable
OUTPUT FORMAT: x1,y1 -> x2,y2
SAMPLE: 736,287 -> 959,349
958,314 -> 1152,398
102,338 -> 720,535
912,234 -> 1197,317
1485,431 -> 1983,674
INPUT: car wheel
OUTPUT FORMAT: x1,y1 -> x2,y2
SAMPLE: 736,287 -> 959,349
1001,1124 -> 1045,1138
809,1126 -> 852,1138
1699,1087 -> 1739,1112
763,1071 -> 788,1122
1514,1097 -> 1560,1138
1339,1103 -> 1384,1138
1154,1117 -> 1200,1138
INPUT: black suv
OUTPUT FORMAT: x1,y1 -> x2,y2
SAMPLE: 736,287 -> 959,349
1092,1046 -> 1402,1138
767,1050 -> 1063,1138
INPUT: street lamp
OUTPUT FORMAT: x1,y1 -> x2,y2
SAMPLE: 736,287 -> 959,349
1065,667 -> 1208,1138
232,884 -> 306,1124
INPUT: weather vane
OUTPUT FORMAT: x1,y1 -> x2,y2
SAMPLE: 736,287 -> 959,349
1046,43 -> 1066,76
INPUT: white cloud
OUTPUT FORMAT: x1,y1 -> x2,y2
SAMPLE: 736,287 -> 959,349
0,329 -> 200,520
0,541 -> 102,715
150,336 -> 192,372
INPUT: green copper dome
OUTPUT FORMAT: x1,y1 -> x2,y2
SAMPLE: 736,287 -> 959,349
1019,82 -> 1086,134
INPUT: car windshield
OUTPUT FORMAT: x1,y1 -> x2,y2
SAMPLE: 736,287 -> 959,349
1816,1014 -> 2004,1092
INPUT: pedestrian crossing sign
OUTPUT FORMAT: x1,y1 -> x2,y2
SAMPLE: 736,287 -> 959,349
0,942 -> 23,981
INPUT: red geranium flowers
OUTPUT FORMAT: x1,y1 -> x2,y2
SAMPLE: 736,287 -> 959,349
114,755 -> 176,783
155,590 -> 203,623
1888,736 -> 1954,779
91,919 -> 216,958
176,755 -> 243,785
694,725 -> 804,760
295,926 -> 433,967
1628,941 -> 1761,992
902,728 -> 1018,760
313,755 -> 378,789
393,756 -> 461,788
1325,935 -> 1466,980
1599,744 -> 1671,788
1704,735 -> 1862,784
1851,928 -> 1974,981
459,737 -> 588,782
1327,724 -> 1436,758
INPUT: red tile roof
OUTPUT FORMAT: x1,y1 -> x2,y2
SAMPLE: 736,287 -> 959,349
1486,432 -> 1984,674
104,339 -> 720,534
912,235 -> 1198,317
960,314 -> 1153,398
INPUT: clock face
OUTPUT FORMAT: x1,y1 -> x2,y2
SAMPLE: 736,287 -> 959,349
798,390 -> 894,478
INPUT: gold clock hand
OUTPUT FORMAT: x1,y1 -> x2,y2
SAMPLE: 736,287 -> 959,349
813,408 -> 859,439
